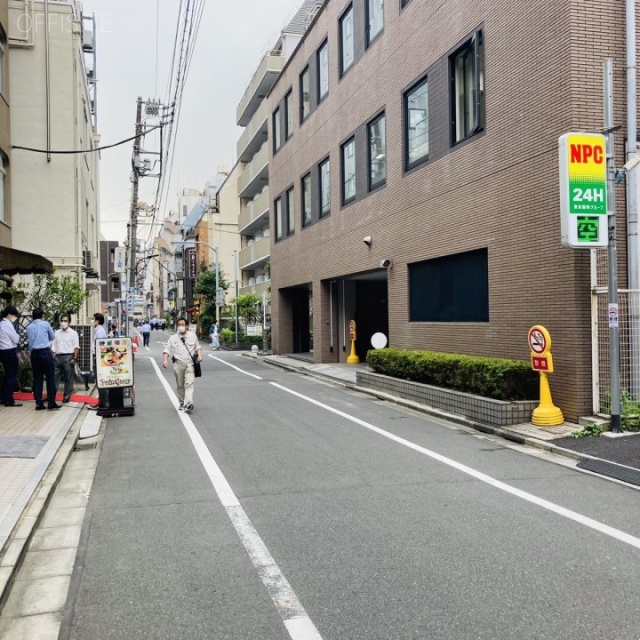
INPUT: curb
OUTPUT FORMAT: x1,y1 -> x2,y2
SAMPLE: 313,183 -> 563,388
254,356 -> 640,490
0,408 -> 90,613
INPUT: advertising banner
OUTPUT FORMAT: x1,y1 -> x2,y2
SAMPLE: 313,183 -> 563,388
96,337 -> 134,389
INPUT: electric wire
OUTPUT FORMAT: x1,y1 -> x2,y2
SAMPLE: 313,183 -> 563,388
12,126 -> 161,154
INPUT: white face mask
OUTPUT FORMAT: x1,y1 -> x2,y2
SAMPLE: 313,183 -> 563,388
60,321 -> 69,329
178,326 -> 187,334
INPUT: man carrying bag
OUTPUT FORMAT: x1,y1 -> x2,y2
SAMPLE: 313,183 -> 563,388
162,318 -> 202,413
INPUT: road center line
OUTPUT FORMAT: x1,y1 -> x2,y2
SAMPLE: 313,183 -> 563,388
149,359 -> 321,640
270,382 -> 640,551
208,354 -> 263,379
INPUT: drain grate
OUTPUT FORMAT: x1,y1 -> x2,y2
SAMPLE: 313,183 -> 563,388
577,459 -> 640,487
74,442 -> 97,452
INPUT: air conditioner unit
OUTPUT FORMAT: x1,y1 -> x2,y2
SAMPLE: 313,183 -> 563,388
82,250 -> 92,270
82,30 -> 95,53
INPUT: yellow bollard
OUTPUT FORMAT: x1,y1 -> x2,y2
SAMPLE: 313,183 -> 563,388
346,319 -> 360,364
532,371 -> 564,426
528,325 -> 564,427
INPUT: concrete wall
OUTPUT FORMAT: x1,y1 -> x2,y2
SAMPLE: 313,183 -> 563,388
0,0 -> 10,248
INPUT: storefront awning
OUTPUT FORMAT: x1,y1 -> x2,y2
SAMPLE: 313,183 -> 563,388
0,245 -> 54,276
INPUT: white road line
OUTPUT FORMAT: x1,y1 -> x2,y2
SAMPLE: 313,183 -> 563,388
149,359 -> 321,640
270,382 -> 640,551
208,354 -> 263,379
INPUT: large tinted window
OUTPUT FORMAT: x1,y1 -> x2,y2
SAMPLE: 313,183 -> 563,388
274,197 -> 283,240
368,114 -> 386,190
367,0 -> 384,45
341,138 -> 356,205
286,187 -> 295,236
302,173 -> 312,227
318,41 -> 329,101
405,78 -> 429,169
300,67 -> 310,122
409,249 -> 489,322
319,158 -> 331,217
340,6 -> 354,76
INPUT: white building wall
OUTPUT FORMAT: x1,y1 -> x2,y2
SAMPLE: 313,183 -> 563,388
8,0 -> 100,321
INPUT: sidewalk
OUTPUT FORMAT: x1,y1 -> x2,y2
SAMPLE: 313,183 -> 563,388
0,391 -> 97,608
252,353 -> 640,486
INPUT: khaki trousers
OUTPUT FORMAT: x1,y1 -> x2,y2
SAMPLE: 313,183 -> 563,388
173,361 -> 195,405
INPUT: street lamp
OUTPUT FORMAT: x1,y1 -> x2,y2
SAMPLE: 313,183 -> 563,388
172,240 -> 221,325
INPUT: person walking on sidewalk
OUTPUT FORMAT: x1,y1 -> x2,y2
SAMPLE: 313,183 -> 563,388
0,305 -> 23,407
52,314 -> 79,403
140,320 -> 151,347
162,317 -> 202,413
27,308 -> 60,410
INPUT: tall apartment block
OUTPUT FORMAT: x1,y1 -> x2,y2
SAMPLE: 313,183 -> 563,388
267,0 -> 634,421
235,0 -> 324,300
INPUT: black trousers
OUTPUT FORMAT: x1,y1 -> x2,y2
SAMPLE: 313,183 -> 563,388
0,348 -> 19,405
31,348 -> 57,407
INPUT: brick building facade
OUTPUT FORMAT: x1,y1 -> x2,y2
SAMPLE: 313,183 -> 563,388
267,0 -> 633,421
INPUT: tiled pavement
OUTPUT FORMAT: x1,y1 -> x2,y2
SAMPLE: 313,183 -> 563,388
0,393 -> 92,607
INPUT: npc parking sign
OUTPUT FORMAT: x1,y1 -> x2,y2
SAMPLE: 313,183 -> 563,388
559,133 -> 608,248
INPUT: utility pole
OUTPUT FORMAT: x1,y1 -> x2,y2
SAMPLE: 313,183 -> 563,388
127,96 -> 144,338
604,59 -> 622,433
234,250 -> 239,342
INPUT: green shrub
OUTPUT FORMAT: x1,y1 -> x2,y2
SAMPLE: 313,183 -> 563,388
366,348 -> 538,401
220,328 -> 236,342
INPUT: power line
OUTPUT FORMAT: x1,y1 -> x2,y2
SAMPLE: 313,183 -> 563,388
12,125 -> 162,154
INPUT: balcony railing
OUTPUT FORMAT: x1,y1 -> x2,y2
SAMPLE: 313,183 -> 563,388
237,142 -> 269,199
239,279 -> 271,297
237,100 -> 268,163
236,50 -> 285,127
239,236 -> 271,270
239,188 -> 270,235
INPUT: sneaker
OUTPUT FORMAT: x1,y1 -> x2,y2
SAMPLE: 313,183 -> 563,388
184,402 -> 194,413
62,398 -> 71,403
178,403 -> 184,410
48,404 -> 61,410
35,404 -> 46,411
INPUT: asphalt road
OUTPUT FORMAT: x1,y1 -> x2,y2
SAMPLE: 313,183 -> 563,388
60,338 -> 640,640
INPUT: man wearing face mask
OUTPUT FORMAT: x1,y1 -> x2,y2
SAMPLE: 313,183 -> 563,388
162,317 -> 202,413
91,313 -> 108,409
52,314 -> 80,403
0,306 -> 23,407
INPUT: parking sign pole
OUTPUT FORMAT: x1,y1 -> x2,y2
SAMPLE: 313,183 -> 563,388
604,58 -> 622,432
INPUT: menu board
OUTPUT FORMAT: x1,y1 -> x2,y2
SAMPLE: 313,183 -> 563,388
96,337 -> 134,388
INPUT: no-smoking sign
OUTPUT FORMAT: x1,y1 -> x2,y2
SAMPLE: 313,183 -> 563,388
528,326 -> 550,354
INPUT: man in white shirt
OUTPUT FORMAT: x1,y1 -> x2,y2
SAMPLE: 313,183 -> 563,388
0,305 -> 23,407
52,314 -> 80,403
92,313 -> 108,409
162,317 -> 202,413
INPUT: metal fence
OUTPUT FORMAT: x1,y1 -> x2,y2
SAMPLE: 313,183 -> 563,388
592,249 -> 640,414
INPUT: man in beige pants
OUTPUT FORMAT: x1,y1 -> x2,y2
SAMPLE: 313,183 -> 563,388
162,317 -> 202,413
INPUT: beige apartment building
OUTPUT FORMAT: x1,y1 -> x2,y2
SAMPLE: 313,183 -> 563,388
0,0 -> 10,250
267,0 -> 635,421
6,0 -> 100,321
235,0 -> 325,302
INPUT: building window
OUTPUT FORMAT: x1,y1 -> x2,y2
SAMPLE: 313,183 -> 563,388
0,27 -> 5,97
285,90 -> 293,140
451,31 -> 484,145
110,277 -> 120,293
273,107 -> 281,153
300,66 -> 310,122
368,114 -> 386,190
0,154 -> 7,224
405,77 -> 429,169
302,173 -> 312,227
286,187 -> 295,236
340,6 -> 354,76
319,158 -> 331,217
366,0 -> 384,46
409,249 -> 489,322
341,138 -> 356,205
318,41 -> 329,101
275,197 -> 283,240
400,0 -> 412,8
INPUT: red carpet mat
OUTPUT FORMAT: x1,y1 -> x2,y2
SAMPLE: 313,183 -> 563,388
13,392 -> 99,406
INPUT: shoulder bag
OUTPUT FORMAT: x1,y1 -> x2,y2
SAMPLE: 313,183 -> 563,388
180,336 -> 202,377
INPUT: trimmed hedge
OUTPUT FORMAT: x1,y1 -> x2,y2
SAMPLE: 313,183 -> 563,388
366,349 -> 538,401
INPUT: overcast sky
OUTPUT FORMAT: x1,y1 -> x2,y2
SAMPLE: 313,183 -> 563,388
81,0 -> 305,243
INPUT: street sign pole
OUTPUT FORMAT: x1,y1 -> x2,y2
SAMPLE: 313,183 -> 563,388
604,58 -> 622,432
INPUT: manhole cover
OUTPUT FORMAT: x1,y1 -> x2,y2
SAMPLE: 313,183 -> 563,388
74,443 -> 97,452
